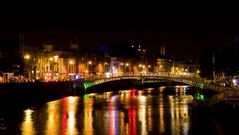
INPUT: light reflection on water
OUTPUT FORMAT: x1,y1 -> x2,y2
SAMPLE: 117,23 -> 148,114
45,99 -> 61,135
21,109 -> 35,135
13,86 -> 196,134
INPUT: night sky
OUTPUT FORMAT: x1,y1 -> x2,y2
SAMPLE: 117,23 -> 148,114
1,1 -> 239,59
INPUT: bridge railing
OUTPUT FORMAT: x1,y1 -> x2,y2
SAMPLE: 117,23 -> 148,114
80,74 -> 239,92
81,76 -> 142,89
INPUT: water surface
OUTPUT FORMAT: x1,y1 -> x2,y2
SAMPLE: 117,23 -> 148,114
0,86 -> 238,135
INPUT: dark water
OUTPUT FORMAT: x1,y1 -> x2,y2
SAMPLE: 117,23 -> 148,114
0,86 -> 239,135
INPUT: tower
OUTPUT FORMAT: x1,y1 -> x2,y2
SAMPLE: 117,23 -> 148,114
160,41 -> 166,55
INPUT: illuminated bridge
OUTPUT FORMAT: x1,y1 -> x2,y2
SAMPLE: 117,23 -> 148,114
77,76 -> 208,91
73,75 -> 239,105
74,76 -> 209,94
0,75 -> 238,106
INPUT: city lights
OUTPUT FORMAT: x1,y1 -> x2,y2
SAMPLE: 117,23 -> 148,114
24,54 -> 30,60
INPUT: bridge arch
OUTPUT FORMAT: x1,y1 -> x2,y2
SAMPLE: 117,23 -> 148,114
73,76 -> 206,95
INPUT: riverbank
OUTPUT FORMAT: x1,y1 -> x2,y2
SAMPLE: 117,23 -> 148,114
0,81 -> 74,107
189,99 -> 239,118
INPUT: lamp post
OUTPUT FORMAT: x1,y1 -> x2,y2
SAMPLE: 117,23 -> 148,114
69,60 -> 75,80
147,65 -> 151,75
87,61 -> 92,79
142,65 -> 145,75
104,62 -> 108,73
139,64 -> 142,75
53,55 -> 59,81
24,54 -> 31,81
125,63 -> 129,75
120,62 -> 124,76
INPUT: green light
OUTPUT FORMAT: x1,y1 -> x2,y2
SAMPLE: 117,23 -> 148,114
195,82 -> 204,89
199,94 -> 204,101
83,95 -> 88,100
199,83 -> 204,89
83,83 -> 87,89
83,82 -> 92,89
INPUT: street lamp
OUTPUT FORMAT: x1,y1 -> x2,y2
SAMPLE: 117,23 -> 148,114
53,55 -> 59,80
87,61 -> 92,79
69,60 -> 75,80
142,65 -> 146,75
88,61 -> 92,73
104,62 -> 108,73
125,63 -> 129,75
24,54 -> 30,60
147,65 -> 151,75
24,54 -> 31,81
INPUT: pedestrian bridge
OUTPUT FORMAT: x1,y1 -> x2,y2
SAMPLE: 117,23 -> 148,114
74,75 -> 239,105
76,75 -> 210,91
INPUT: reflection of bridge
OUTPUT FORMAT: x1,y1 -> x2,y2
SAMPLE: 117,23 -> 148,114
74,75 -> 239,105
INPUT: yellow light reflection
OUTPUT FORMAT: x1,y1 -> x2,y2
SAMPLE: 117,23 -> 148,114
84,95 -> 94,135
66,97 -> 79,135
159,91 -> 165,134
46,100 -> 61,135
138,96 -> 147,135
119,112 -> 127,135
147,101 -> 153,131
169,96 -> 176,135
45,97 -> 79,135
168,94 -> 192,135
180,97 -> 190,135
21,109 -> 35,135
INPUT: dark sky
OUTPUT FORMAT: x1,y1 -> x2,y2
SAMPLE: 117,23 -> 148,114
1,1 -> 239,59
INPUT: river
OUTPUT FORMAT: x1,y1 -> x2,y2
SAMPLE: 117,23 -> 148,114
0,86 -> 239,135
